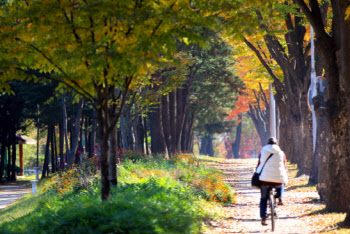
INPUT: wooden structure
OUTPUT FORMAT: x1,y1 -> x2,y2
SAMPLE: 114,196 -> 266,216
16,135 -> 36,176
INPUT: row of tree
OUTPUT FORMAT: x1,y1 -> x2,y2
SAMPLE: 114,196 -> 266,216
228,0 -> 349,223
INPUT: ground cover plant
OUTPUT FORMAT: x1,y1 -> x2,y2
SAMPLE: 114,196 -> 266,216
0,152 -> 234,233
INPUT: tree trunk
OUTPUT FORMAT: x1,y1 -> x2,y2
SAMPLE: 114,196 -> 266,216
232,115 -> 243,159
169,91 -> 177,154
143,117 -> 149,156
309,96 -> 329,199
89,110 -> 97,158
97,111 -> 110,201
137,116 -> 144,154
150,103 -> 166,154
207,136 -> 214,156
62,98 -> 70,165
120,114 -> 129,150
161,94 -> 173,157
53,125 -> 58,173
11,131 -> 16,181
0,142 -> 5,183
200,136 -> 208,155
7,144 -> 11,181
109,124 -> 117,186
42,124 -> 52,179
51,125 -> 56,173
67,99 -> 84,165
59,122 -> 64,170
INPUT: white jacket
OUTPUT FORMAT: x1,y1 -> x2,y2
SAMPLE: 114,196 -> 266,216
256,144 -> 288,184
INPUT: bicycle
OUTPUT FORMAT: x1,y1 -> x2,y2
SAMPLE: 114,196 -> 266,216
267,186 -> 278,231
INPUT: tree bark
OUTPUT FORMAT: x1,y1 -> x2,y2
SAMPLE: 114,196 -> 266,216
109,123 -> 117,186
42,124 -> 52,179
62,98 -> 70,164
295,0 -> 350,216
51,125 -> 56,173
161,94 -> 173,157
59,122 -> 64,170
11,131 -> 16,181
67,99 -> 84,165
7,144 -> 11,181
309,96 -> 329,199
143,117 -> 149,155
89,110 -> 97,158
149,103 -> 166,155
0,142 -> 5,183
120,114 -> 129,150
97,110 -> 110,201
232,115 -> 243,159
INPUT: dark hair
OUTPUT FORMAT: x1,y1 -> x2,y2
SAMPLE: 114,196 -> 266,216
267,137 -> 278,145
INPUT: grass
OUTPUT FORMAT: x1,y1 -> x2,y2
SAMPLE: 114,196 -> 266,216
17,174 -> 37,181
0,152 -> 233,233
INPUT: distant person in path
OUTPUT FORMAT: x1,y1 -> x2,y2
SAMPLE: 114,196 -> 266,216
256,137 -> 288,226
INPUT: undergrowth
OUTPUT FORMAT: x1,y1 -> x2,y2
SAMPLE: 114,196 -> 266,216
0,152 -> 233,233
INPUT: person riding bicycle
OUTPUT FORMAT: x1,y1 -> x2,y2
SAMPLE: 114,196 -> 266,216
256,137 -> 288,226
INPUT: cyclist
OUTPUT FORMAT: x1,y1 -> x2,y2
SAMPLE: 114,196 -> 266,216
256,137 -> 288,226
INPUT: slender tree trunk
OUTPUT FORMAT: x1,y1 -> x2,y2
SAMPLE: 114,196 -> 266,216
53,125 -> 58,173
62,98 -> 70,164
85,115 -> 89,152
7,144 -> 11,181
97,111 -> 110,201
143,117 -> 149,156
232,115 -> 243,159
207,136 -> 214,156
59,122 -> 64,170
169,91 -> 177,153
89,111 -> 97,158
0,142 -> 5,183
137,116 -> 144,154
67,99 -> 84,165
200,137 -> 208,155
109,124 -> 117,186
120,114 -> 129,150
161,94 -> 173,157
42,124 -> 52,179
11,131 -> 16,181
149,103 -> 166,154
51,125 -> 55,173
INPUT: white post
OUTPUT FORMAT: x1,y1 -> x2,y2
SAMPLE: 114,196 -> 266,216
34,167 -> 40,181
269,84 -> 276,138
311,26 -> 317,152
30,180 -> 39,194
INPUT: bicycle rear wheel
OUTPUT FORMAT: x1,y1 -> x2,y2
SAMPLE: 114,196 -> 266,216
269,192 -> 275,231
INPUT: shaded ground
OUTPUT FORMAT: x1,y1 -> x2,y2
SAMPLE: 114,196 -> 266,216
0,181 -> 31,210
204,159 -> 344,234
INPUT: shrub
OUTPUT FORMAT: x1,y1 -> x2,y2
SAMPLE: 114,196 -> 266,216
0,178 -> 206,234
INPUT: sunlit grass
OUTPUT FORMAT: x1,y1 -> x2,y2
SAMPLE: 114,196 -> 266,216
0,152 -> 234,233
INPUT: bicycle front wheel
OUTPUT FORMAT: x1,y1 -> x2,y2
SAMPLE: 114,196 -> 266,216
269,192 -> 275,231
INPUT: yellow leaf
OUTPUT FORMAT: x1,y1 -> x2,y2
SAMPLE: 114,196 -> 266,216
183,37 -> 189,45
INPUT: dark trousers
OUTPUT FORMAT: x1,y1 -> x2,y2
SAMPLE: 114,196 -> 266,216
259,185 -> 283,218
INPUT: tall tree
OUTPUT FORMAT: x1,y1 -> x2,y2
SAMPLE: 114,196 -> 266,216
0,0 -> 235,200
295,0 -> 350,223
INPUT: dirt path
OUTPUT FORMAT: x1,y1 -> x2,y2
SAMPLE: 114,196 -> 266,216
0,181 -> 31,210
206,159 -> 324,234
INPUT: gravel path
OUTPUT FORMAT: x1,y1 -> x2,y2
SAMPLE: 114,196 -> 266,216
0,181 -> 31,210
205,159 -> 323,233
